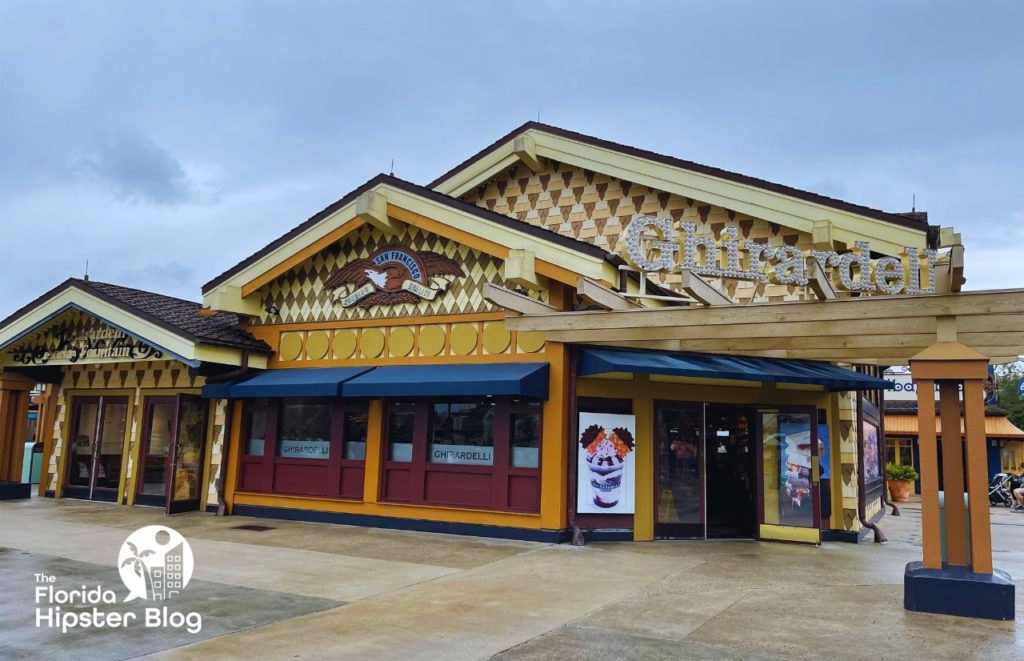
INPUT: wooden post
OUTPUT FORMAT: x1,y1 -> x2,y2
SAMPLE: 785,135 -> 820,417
914,378 -> 942,569
0,373 -> 36,482
962,379 -> 994,574
937,381 -> 967,566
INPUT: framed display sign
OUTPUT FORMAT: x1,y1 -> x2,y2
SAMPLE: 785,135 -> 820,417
576,412 -> 637,514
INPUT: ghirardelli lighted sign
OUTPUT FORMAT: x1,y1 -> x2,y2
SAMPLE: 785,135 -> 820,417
623,216 -> 938,295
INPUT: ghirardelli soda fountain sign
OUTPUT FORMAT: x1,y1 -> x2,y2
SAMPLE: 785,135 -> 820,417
623,215 -> 938,295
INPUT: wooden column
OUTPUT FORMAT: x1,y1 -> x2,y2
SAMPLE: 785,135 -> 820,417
0,373 -> 36,482
937,381 -> 967,566
914,378 -> 942,569
909,342 -> 992,574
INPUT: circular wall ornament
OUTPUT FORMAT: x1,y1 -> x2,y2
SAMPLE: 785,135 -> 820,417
481,322 -> 511,354
333,329 -> 357,359
449,323 -> 478,356
305,330 -> 330,361
360,328 -> 386,358
389,326 -> 415,357
279,332 -> 303,362
418,325 -> 445,356
517,331 -> 545,354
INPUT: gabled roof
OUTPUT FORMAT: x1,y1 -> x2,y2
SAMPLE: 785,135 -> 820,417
0,278 -> 270,366
202,174 -> 614,295
430,121 -> 937,244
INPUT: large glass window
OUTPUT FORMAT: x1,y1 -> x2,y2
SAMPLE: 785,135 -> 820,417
510,401 -> 541,468
276,398 -> 332,460
245,399 -> 268,457
429,400 -> 495,466
388,402 -> 416,462
343,408 -> 369,460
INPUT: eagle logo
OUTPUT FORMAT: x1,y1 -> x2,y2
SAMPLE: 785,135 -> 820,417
325,245 -> 465,308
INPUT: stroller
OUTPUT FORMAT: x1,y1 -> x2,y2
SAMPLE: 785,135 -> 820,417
989,472 -> 1016,507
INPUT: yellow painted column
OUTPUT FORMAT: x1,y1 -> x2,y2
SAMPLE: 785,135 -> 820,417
539,341 -> 569,531
223,403 -> 244,512
633,375 -> 655,542
362,399 -> 384,504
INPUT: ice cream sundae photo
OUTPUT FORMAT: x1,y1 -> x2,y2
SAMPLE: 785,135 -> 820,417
580,424 -> 635,508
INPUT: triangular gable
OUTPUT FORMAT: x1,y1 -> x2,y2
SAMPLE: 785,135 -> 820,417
201,175 -> 620,316
429,122 -> 935,257
0,280 -> 265,368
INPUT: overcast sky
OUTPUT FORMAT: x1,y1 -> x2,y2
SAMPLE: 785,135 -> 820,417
1,1 -> 1021,318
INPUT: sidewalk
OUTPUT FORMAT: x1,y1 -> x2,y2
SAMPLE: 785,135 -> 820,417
1,496 -> 1021,659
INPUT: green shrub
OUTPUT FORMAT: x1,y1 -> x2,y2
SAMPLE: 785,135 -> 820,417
885,462 -> 919,481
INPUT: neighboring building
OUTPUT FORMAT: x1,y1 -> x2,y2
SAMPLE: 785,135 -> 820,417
883,369 -> 1024,492
1,122 -> 1018,544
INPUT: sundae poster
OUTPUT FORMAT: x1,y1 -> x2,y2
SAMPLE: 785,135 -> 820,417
576,412 -> 637,514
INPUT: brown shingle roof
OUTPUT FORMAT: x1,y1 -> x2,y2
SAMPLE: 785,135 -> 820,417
429,121 -> 937,237
0,278 -> 270,353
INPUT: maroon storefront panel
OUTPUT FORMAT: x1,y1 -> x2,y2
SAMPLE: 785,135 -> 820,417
380,398 -> 542,513
239,398 -> 368,500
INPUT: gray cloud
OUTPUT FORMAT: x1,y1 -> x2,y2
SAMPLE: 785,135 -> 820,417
0,0 -> 1021,317
78,130 -> 195,205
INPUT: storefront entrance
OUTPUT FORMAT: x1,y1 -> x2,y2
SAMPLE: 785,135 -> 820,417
654,401 -> 819,541
64,396 -> 129,502
135,395 -> 209,513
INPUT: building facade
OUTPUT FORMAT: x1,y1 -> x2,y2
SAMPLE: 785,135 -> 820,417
1,122 -> 998,545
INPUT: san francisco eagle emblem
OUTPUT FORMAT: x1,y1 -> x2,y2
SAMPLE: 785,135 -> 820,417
324,245 -> 465,308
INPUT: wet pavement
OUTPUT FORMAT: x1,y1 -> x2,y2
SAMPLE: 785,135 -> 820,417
0,496 -> 1021,659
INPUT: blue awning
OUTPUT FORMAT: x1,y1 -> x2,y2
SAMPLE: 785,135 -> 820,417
577,347 -> 892,391
201,367 -> 372,399
343,363 -> 549,399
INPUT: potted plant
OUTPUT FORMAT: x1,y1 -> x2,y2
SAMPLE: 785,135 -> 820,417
885,462 -> 919,502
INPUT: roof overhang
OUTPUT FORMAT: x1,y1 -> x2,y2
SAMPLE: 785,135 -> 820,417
431,123 -> 933,257
0,284 -> 266,369
202,177 -> 618,314
500,289 -> 1024,365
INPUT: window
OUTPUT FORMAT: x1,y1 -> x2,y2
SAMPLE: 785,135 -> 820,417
429,400 -> 495,466
388,402 -> 415,462
245,399 -> 268,456
276,398 -> 332,459
885,438 -> 915,469
510,401 -> 541,468
344,408 -> 368,460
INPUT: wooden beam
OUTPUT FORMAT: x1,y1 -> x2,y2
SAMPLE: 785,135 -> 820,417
503,289 -> 1024,333
812,220 -> 833,250
356,190 -> 399,234
948,244 -> 965,293
504,248 -> 541,290
513,135 -> 545,174
808,259 -> 837,300
577,276 -> 640,311
679,270 -> 733,306
483,283 -> 558,315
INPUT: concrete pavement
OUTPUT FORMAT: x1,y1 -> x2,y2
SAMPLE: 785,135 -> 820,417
0,496 -> 1021,659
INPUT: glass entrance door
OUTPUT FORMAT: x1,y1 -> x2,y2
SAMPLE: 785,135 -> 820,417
64,396 -> 128,501
758,409 -> 821,543
705,405 -> 757,538
654,403 -> 704,538
166,396 -> 209,514
137,397 -> 176,506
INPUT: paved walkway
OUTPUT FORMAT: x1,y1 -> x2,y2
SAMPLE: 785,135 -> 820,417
0,496 -> 1021,659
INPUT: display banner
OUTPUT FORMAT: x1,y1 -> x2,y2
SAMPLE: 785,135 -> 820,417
430,444 -> 493,466
577,412 -> 637,514
278,439 -> 330,459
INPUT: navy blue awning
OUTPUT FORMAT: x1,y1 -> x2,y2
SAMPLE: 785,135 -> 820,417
201,367 -> 372,399
577,347 -> 892,391
343,363 -> 549,399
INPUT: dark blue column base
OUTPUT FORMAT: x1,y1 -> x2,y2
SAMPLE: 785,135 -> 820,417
0,481 -> 31,500
904,561 -> 1015,620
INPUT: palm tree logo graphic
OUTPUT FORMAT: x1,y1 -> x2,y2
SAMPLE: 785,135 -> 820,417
120,541 -> 156,600
117,525 -> 194,602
